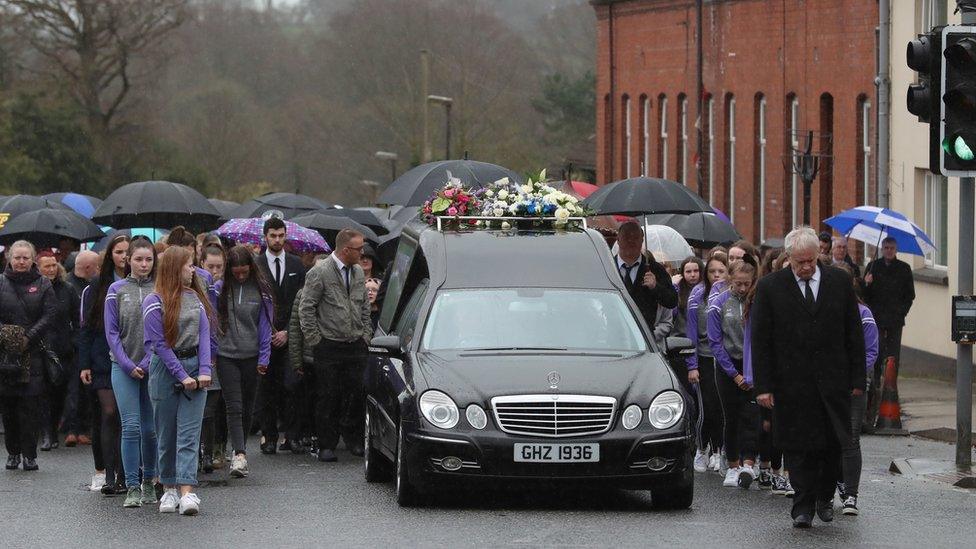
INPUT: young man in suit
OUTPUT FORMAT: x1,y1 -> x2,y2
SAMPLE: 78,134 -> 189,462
255,216 -> 307,454
614,221 -> 679,328
751,226 -> 865,529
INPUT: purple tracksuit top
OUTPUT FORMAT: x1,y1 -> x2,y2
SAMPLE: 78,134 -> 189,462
142,291 -> 212,381
706,288 -> 753,386
859,303 -> 880,376
104,276 -> 154,375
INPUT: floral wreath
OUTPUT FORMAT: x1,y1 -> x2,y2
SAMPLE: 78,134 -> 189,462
480,169 -> 590,228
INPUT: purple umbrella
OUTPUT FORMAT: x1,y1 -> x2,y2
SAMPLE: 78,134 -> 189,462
214,218 -> 330,254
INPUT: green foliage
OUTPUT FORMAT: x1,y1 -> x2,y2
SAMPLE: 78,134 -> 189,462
532,71 -> 596,145
0,94 -> 103,195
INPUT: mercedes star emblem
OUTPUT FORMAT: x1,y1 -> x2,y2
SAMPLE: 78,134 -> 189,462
547,371 -> 560,389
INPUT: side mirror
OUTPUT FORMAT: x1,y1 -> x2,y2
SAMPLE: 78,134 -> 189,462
664,336 -> 694,359
370,335 -> 403,357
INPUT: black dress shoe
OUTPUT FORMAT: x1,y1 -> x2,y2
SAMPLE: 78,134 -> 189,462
260,441 -> 277,455
317,449 -> 338,462
349,445 -> 365,457
21,457 -> 38,471
5,454 -> 21,470
793,514 -> 813,528
816,501 -> 834,522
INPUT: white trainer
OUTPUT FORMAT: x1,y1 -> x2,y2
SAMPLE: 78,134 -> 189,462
179,492 -> 200,516
723,466 -> 740,487
693,450 -> 708,473
230,454 -> 249,478
737,465 -> 756,489
708,453 -> 721,471
89,472 -> 106,492
158,489 -> 179,513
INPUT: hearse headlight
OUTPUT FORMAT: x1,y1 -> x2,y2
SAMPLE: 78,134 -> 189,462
648,391 -> 684,429
621,404 -> 642,430
465,404 -> 488,429
419,390 -> 459,429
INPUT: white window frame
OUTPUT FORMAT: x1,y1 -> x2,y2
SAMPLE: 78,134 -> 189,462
660,96 -> 669,179
707,97 -> 714,205
862,100 -> 872,205
728,97 -> 736,224
680,97 -> 689,184
642,97 -> 651,176
758,97 -> 767,241
790,97 -> 800,227
923,172 -> 948,269
624,96 -> 632,178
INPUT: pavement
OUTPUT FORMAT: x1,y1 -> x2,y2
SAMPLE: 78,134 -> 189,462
899,376 -> 976,444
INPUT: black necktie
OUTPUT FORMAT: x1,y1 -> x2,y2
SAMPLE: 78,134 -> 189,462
622,263 -> 636,291
274,257 -> 281,286
804,279 -> 815,307
342,266 -> 350,293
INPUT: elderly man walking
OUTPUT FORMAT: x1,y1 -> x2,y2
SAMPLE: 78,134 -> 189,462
299,229 -> 373,463
751,227 -> 865,528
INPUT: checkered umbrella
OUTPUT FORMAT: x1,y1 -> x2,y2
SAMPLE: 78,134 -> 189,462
824,206 -> 935,257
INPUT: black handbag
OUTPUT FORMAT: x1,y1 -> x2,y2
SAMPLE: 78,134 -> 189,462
39,341 -> 63,385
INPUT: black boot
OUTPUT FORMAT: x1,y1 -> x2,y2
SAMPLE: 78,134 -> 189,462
22,457 -> 38,471
5,454 -> 20,470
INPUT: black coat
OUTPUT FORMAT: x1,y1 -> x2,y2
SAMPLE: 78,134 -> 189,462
751,266 -> 865,451
863,257 -> 915,328
48,277 -> 80,361
257,252 -> 306,332
614,253 -> 678,328
0,266 -> 58,396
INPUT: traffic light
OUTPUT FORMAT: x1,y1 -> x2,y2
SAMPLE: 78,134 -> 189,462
941,26 -> 976,176
907,28 -> 943,173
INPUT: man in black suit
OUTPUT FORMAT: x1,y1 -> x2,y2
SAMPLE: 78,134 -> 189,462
613,222 -> 678,329
751,226 -> 865,528
255,216 -> 307,454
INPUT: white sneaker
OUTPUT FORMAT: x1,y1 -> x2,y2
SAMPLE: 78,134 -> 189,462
718,452 -> 729,476
158,489 -> 179,513
723,466 -> 740,487
708,453 -> 721,471
229,454 -> 249,478
693,450 -> 708,473
179,492 -> 200,516
737,465 -> 756,489
89,472 -> 106,492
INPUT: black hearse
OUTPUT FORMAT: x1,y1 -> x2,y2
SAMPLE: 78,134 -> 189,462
364,218 -> 695,508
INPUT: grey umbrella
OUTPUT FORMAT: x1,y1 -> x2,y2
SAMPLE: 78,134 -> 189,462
208,199 -> 241,221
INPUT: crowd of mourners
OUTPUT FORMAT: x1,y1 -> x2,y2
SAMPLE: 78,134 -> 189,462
0,218 -> 378,516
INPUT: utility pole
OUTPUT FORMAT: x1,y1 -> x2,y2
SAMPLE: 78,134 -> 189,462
696,0 -> 705,198
957,1 -> 975,468
421,49 -> 431,163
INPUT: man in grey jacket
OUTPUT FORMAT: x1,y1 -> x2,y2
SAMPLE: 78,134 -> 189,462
299,229 -> 373,462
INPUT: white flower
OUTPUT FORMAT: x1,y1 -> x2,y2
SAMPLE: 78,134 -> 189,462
498,189 -> 509,200
555,207 -> 570,221
493,208 -> 504,217
538,169 -> 547,181
501,221 -> 511,230
485,189 -> 494,197
521,184 -> 533,194
508,203 -> 518,214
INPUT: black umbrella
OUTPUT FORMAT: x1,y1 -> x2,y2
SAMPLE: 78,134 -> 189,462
231,192 -> 332,220
374,229 -> 402,269
322,207 -> 389,235
644,211 -> 741,248
290,212 -> 379,249
376,160 -> 523,207
581,177 -> 712,217
91,228 -> 171,252
0,208 -> 106,248
92,181 -> 221,233
208,199 -> 241,221
0,195 -> 73,228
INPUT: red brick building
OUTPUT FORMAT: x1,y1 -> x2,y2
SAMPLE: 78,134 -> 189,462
593,0 -> 878,244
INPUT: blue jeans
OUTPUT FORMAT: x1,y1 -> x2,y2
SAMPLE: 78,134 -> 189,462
149,355 -> 206,486
111,363 -> 157,487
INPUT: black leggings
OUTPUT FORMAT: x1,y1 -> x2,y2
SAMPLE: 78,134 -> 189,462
695,357 -> 724,452
1,394 -> 39,459
717,362 -> 760,464
41,380 -> 68,441
201,390 -> 225,458
95,389 -> 123,485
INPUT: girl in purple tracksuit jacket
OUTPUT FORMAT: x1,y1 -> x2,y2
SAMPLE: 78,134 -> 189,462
106,236 -> 158,508
685,254 -> 729,473
708,256 -> 761,489
143,247 -> 216,516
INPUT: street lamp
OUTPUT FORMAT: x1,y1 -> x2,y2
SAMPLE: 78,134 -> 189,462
360,179 -> 381,205
427,95 -> 453,160
374,151 -> 398,183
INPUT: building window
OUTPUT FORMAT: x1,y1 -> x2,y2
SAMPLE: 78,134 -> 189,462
679,94 -> 689,185
726,95 -> 736,223
641,95 -> 650,176
659,95 -> 669,179
623,95 -> 632,179
789,96 -> 800,227
923,172 -> 948,268
706,96 -> 714,205
755,95 -> 767,241
862,99 -> 872,205
917,0 -> 942,34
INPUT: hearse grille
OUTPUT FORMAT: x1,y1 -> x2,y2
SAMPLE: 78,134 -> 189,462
490,395 -> 617,438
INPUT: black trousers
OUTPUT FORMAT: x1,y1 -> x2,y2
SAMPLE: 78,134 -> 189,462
62,359 -> 91,435
786,398 -> 846,519
312,339 -> 367,451
217,356 -> 258,454
759,407 -> 783,470
696,357 -> 725,453
256,347 -> 292,444
1,395 -> 39,459
717,362 -> 760,463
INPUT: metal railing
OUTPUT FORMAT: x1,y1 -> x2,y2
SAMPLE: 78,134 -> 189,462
433,215 -> 589,231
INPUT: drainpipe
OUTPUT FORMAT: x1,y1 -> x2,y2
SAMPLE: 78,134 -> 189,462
876,0 -> 890,208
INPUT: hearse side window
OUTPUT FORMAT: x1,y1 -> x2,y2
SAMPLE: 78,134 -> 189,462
392,279 -> 429,349
378,238 -> 417,333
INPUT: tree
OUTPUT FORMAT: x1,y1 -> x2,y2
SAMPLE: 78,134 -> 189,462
532,71 -> 595,146
7,0 -> 188,174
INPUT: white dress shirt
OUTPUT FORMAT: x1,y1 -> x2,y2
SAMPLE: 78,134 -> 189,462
266,248 -> 285,285
333,253 -> 350,289
616,255 -> 642,285
794,265 -> 821,301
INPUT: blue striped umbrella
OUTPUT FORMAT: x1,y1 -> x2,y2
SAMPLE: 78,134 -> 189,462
824,206 -> 935,257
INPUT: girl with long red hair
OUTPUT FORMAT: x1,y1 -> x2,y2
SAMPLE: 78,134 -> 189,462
142,247 -> 216,516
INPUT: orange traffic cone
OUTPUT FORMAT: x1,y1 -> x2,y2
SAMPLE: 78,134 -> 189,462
874,356 -> 909,436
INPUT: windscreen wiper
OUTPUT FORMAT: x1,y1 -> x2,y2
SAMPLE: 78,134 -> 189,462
463,346 -> 569,352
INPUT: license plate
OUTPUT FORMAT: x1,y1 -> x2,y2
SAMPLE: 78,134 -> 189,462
513,443 -> 599,463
